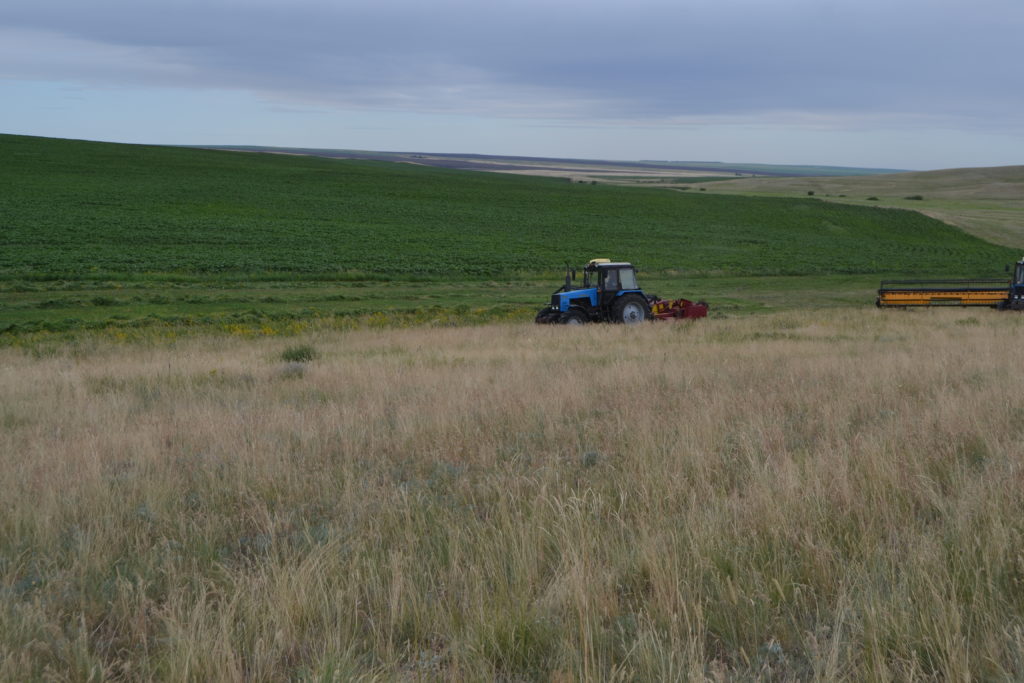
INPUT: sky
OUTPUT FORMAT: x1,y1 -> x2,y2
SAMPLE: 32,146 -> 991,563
1,0 -> 1022,170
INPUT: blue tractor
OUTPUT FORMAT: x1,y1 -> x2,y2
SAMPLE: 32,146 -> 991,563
535,259 -> 653,325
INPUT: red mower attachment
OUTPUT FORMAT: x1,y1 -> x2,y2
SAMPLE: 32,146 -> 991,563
649,298 -> 709,320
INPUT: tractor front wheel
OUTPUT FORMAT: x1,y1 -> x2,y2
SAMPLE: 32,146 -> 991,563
535,308 -> 560,324
612,295 -> 651,324
560,309 -> 588,325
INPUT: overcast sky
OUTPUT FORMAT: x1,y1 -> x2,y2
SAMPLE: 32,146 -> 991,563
2,0 -> 1022,169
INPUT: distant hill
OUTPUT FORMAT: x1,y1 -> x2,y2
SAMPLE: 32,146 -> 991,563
202,145 -> 905,178
1,134 -> 1014,279
704,166 -> 1024,248
637,160 -> 908,177
709,165 -> 1024,199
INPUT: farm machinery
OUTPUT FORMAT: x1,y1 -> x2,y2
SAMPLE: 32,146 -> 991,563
876,257 -> 1024,309
535,259 -> 708,324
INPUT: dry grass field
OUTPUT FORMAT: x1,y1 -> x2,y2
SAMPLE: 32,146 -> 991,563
4,309 -> 1024,680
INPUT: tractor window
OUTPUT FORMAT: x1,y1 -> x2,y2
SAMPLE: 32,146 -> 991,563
1016,263 -> 1024,286
619,268 -> 638,290
603,269 -> 619,290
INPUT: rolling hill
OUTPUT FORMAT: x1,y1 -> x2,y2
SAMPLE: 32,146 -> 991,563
1,134 -> 1014,280
704,166 -> 1024,248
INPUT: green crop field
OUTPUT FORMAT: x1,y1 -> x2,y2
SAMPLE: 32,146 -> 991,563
0,134 -> 1017,336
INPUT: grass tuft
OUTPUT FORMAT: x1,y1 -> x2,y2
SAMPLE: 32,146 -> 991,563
280,344 -> 317,363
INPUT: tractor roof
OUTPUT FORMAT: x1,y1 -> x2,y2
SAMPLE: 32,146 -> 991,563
586,259 -> 633,269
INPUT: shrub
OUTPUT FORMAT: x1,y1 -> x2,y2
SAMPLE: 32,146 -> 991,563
905,195 -> 924,200
867,196 -> 879,201
280,344 -> 317,363
807,191 -> 815,196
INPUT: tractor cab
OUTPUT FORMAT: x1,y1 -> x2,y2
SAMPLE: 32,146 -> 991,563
582,259 -> 640,293
1008,258 -> 1024,309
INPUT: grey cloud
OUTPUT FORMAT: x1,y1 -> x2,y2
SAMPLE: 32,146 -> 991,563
2,0 -> 1023,127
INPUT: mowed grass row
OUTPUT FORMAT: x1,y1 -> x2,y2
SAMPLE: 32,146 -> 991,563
1,134 -> 1016,279
0,273 -> 888,336
3,310 -> 1024,679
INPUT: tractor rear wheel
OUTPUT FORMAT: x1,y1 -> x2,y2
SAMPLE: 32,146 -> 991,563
560,309 -> 588,325
612,295 -> 650,324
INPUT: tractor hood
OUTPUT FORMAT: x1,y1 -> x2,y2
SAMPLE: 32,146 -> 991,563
552,287 -> 599,312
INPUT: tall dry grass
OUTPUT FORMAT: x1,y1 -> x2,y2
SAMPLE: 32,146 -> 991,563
3,309 -> 1024,680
